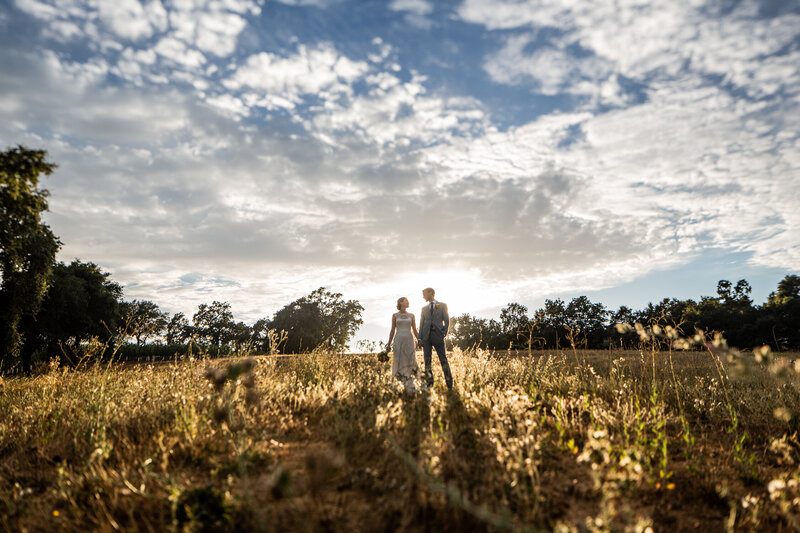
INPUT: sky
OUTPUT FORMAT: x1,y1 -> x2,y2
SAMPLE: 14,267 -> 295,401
1,0 -> 798,344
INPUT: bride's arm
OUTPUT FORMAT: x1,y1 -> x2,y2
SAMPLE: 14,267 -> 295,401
411,314 -> 419,342
387,314 -> 397,348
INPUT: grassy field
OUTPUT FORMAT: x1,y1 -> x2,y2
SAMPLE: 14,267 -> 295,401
2,346 -> 800,532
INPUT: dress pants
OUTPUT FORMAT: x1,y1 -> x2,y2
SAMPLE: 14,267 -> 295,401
422,330 -> 452,389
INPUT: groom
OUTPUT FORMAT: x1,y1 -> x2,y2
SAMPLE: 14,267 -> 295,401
419,287 -> 453,390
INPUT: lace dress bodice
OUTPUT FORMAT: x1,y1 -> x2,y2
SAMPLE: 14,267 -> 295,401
394,313 -> 414,337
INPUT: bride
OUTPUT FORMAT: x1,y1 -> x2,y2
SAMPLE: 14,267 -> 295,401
387,297 -> 420,394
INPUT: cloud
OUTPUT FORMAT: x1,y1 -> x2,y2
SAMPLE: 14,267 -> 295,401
421,81 -> 800,271
15,0 -> 159,41
389,0 -> 434,28
309,70 -> 487,148
462,0 -> 800,98
154,37 -> 208,69
483,33 -> 621,103
169,4 -> 254,57
14,0 -> 258,57
389,0 -> 432,16
96,0 -> 156,40
222,44 -> 370,108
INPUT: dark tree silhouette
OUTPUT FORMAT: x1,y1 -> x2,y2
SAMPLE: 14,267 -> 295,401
0,146 -> 60,369
193,301 -> 235,349
270,287 -> 363,353
121,300 -> 168,345
23,260 -> 123,364
165,312 -> 192,345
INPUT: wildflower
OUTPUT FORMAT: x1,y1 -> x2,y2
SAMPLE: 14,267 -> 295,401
774,407 -> 792,422
673,339 -> 691,350
741,494 -> 758,508
634,323 -> 649,341
615,323 -> 633,334
753,345 -> 772,363
768,478 -> 786,499
52,510 -> 60,517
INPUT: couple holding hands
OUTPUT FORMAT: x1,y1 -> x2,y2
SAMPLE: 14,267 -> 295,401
387,287 -> 452,394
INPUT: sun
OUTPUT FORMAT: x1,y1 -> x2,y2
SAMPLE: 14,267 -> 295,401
384,268 -> 502,317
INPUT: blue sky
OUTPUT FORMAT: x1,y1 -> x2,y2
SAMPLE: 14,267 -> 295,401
1,0 -> 798,343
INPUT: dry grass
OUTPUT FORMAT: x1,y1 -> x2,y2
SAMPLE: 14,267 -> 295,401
1,347 -> 800,532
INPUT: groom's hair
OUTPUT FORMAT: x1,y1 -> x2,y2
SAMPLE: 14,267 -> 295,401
424,287 -> 435,296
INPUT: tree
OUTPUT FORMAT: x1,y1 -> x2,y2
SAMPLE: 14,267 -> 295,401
538,298 -> 568,348
693,279 -> 757,348
715,279 -> 753,307
23,260 -> 123,363
226,321 -> 253,354
270,287 -> 363,353
193,301 -> 235,349
762,274 -> 800,349
165,312 -> 192,344
767,275 -> 800,306
564,296 -> 608,348
121,299 -> 167,345
610,305 -> 639,347
500,302 -> 531,349
451,313 -> 497,350
637,298 -> 698,334
0,146 -> 61,367
716,279 -> 733,302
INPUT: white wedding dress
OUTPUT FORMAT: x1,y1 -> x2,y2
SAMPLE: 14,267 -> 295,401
392,313 -> 419,393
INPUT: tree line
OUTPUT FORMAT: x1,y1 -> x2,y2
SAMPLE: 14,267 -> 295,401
450,276 -> 800,352
0,147 -> 363,372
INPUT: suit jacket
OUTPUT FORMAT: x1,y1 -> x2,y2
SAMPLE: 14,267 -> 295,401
420,300 -> 449,342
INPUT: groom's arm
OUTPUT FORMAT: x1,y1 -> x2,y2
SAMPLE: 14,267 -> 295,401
442,303 -> 449,336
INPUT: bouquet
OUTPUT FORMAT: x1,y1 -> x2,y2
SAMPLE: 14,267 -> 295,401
377,349 -> 390,363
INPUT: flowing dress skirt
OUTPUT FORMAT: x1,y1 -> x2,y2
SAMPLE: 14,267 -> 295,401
392,319 -> 419,393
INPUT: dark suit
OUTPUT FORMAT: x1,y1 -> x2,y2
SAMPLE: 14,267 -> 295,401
420,300 -> 452,389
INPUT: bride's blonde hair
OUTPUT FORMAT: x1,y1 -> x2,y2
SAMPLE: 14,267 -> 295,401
397,297 -> 408,311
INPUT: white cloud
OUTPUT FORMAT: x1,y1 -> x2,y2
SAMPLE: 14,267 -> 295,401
13,0 -> 259,86
16,0 -> 160,41
13,0 -> 59,21
462,0 -> 800,98
96,0 -> 153,40
205,93 -> 249,118
310,70 -> 487,148
144,0 -> 169,33
420,81 -> 800,271
170,7 -> 251,57
389,0 -> 433,28
389,0 -> 432,16
484,34 -> 616,99
222,44 -> 370,107
154,37 -> 207,69
454,0 -> 800,273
